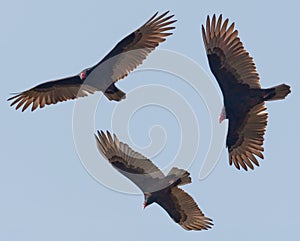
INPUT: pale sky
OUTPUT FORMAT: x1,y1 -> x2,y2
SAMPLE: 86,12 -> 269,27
1,1 -> 299,240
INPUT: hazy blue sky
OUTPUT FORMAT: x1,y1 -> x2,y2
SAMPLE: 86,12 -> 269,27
1,0 -> 299,240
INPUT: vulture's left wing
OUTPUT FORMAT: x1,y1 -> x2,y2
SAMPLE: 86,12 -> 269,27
156,187 -> 213,231
8,75 -> 97,112
227,102 -> 268,170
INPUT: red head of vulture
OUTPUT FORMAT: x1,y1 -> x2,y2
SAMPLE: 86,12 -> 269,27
202,14 -> 291,171
8,11 -> 176,112
95,131 -> 213,231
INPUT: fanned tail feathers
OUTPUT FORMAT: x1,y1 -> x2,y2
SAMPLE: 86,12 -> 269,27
104,84 -> 126,101
266,84 -> 291,101
168,167 -> 191,186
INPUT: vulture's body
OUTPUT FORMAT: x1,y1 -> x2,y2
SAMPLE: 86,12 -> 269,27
95,131 -> 213,231
8,11 -> 176,112
202,15 -> 291,170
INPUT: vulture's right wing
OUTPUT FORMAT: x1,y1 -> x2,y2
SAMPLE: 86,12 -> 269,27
95,131 -> 165,192
89,11 -> 176,85
202,14 -> 261,95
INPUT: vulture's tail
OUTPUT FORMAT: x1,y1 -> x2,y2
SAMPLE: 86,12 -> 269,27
264,84 -> 291,101
168,167 -> 191,186
104,83 -> 126,101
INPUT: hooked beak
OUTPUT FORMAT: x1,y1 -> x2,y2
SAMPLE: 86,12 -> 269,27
143,202 -> 147,209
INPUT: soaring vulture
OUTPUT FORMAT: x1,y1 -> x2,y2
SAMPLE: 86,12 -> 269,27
8,11 -> 176,112
202,14 -> 291,170
95,131 -> 213,231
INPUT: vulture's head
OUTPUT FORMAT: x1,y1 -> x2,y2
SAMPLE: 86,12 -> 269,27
79,68 -> 92,80
219,106 -> 226,123
143,192 -> 155,209
79,69 -> 87,80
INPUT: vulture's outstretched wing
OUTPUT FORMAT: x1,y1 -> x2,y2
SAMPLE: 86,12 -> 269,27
202,14 -> 261,94
8,76 -> 96,112
95,131 -> 165,192
156,187 -> 213,231
228,102 -> 267,170
8,11 -> 176,111
202,14 -> 269,170
89,11 -> 176,84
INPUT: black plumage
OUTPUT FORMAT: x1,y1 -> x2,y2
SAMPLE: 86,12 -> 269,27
95,131 -> 213,231
202,14 -> 291,170
8,11 -> 176,111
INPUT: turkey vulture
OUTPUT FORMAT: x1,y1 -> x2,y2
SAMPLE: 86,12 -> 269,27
95,131 -> 213,231
8,11 -> 176,112
202,14 -> 291,170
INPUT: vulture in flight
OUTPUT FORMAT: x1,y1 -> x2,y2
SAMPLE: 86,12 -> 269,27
8,11 -> 176,112
95,131 -> 213,231
202,14 -> 291,170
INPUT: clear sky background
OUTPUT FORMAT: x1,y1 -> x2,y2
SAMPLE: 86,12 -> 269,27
1,1 -> 299,240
